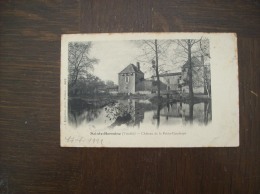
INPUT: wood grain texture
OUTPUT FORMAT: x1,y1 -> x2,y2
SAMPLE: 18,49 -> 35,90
0,0 -> 259,193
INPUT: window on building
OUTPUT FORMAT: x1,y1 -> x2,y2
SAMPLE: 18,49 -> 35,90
125,76 -> 129,83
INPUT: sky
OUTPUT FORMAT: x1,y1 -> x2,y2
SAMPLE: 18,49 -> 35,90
89,40 -> 143,84
88,40 -> 208,85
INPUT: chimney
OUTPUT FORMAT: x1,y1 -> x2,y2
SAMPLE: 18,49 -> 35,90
201,55 -> 204,65
137,62 -> 140,71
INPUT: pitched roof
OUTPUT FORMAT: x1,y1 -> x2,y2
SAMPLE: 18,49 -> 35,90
119,64 -> 143,74
182,57 -> 203,68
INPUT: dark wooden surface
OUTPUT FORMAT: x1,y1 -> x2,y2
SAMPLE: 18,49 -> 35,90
0,0 -> 259,193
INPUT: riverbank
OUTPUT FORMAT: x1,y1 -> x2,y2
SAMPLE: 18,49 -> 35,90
69,96 -> 116,110
69,92 -> 211,110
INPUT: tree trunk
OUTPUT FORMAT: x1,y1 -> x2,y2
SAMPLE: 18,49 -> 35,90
187,40 -> 193,99
155,39 -> 160,99
156,103 -> 161,128
189,101 -> 194,124
203,59 -> 208,95
71,70 -> 79,88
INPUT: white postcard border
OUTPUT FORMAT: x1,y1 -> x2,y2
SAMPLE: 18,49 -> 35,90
60,33 -> 239,147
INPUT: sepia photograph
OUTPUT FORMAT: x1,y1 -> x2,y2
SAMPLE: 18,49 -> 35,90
61,33 -> 238,147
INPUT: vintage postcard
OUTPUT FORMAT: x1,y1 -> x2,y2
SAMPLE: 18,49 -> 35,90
60,33 -> 239,147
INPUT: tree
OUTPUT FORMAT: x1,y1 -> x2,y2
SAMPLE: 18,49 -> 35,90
106,80 -> 115,87
173,39 -> 200,99
68,73 -> 105,97
135,38 -> 211,99
172,38 -> 210,98
200,38 -> 211,96
68,42 -> 98,89
135,39 -> 172,99
153,39 -> 161,98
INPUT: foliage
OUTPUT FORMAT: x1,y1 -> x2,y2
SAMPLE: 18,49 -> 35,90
69,73 -> 106,96
172,38 -> 211,97
104,102 -> 135,121
106,80 -> 115,87
68,42 -> 98,90
68,42 -> 109,97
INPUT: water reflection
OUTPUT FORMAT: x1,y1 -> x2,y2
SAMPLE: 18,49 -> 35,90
68,105 -> 102,127
151,100 -> 211,127
68,98 -> 212,128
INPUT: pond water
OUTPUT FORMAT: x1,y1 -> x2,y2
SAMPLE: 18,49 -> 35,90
68,98 -> 212,129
